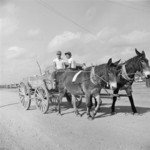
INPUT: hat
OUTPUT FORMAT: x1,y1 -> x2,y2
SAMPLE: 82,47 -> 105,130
56,51 -> 62,55
65,51 -> 71,56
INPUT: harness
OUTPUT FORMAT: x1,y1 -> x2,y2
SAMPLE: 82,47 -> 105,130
120,57 -> 143,81
121,64 -> 133,81
72,70 -> 82,83
90,66 -> 98,85
71,66 -> 109,87
90,66 -> 109,86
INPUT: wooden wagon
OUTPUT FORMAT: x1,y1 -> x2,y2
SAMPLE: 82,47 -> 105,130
18,72 -> 82,114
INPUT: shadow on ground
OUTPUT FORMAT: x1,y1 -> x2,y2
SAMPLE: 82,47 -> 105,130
95,105 -> 150,119
22,100 -> 150,119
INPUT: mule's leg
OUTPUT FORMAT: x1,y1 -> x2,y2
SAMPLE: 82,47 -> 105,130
57,93 -> 63,115
72,95 -> 81,116
92,94 -> 102,119
85,94 -> 93,120
93,96 -> 102,109
93,97 -> 97,108
126,88 -> 137,114
111,88 -> 119,114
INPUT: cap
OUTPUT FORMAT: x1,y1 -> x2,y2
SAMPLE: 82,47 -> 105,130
56,51 -> 62,55
65,51 -> 71,56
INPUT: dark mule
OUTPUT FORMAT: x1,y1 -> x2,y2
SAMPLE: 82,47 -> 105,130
57,58 -> 120,120
111,48 -> 150,114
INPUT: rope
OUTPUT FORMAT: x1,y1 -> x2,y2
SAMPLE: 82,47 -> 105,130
94,74 -> 109,85
103,88 -> 111,95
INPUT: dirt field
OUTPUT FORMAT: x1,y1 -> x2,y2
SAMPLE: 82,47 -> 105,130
0,82 -> 150,150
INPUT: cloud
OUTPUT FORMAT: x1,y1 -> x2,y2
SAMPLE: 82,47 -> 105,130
109,30 -> 150,47
122,30 -> 150,44
0,17 -> 18,36
28,28 -> 40,36
0,2 -> 18,36
120,47 -> 134,56
97,27 -> 117,40
47,28 -> 150,65
48,31 -> 81,52
0,0 -> 8,6
5,46 -> 25,59
48,27 -> 117,52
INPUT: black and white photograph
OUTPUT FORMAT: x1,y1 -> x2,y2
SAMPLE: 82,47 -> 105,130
1,0 -> 150,150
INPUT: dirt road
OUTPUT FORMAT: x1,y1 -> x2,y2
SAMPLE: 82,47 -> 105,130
0,82 -> 150,150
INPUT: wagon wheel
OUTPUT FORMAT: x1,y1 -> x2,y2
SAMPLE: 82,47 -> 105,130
34,85 -> 49,114
19,82 -> 31,110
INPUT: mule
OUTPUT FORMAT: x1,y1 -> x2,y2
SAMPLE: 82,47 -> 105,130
111,48 -> 150,114
57,58 -> 120,120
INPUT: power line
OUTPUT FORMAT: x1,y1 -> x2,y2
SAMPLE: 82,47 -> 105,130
35,0 -> 95,36
107,0 -> 150,14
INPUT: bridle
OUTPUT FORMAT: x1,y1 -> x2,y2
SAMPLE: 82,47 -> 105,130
137,56 -> 148,73
120,56 -> 145,81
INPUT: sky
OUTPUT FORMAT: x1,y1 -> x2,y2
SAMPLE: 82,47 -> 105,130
0,0 -> 150,84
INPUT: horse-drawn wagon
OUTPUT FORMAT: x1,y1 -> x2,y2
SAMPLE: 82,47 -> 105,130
18,49 -> 150,119
18,70 -> 82,114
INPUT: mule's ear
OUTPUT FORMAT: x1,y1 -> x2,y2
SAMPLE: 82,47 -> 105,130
114,59 -> 121,66
142,50 -> 146,57
107,58 -> 112,66
135,48 -> 141,56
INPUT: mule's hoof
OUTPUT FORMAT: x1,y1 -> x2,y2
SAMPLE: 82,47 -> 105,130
111,111 -> 116,115
87,116 -> 94,121
91,112 -> 96,119
75,113 -> 81,117
57,113 -> 62,116
132,112 -> 138,115
80,113 -> 82,117
77,113 -> 82,117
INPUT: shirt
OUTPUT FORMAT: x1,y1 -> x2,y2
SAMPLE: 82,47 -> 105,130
68,57 -> 76,69
53,58 -> 65,70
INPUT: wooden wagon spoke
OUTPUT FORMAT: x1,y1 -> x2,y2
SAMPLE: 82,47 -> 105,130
19,82 -> 31,110
36,93 -> 43,100
34,86 -> 49,114
19,89 -> 26,96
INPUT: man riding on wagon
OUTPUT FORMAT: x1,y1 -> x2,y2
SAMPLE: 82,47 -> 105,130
50,50 -> 86,90
51,51 -> 66,89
